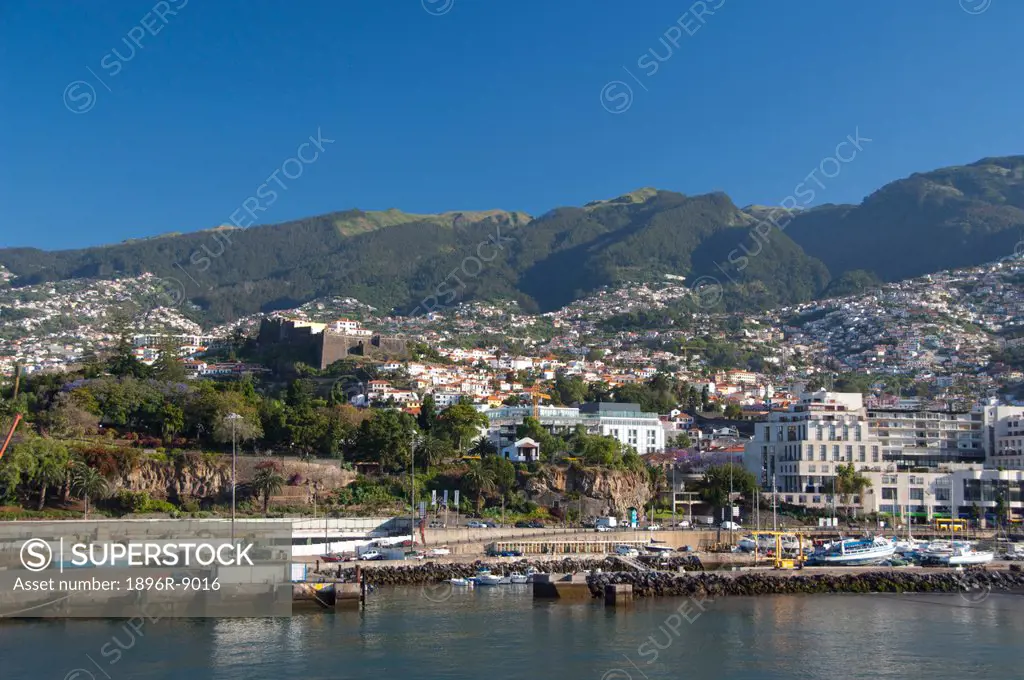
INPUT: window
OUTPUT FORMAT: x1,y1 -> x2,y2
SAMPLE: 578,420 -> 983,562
819,445 -> 826,461
647,430 -> 657,446
858,445 -> 866,462
909,488 -> 924,501
808,465 -> 816,473
934,488 -> 951,501
872,446 -> 879,463
628,429 -> 638,446
882,487 -> 897,500
805,445 -> 813,460
822,465 -> 829,474
832,445 -> 840,461
845,445 -> 853,461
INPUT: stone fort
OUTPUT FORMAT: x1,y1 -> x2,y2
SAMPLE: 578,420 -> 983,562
257,319 -> 408,370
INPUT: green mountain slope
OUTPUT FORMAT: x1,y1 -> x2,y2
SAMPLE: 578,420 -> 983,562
785,156 -> 1024,280
2,154 -> 1023,323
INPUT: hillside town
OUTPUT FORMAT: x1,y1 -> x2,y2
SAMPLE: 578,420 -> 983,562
4,258 -> 1024,520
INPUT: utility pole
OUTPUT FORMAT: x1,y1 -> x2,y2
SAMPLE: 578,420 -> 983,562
772,473 -> 778,534
226,412 -> 241,543
672,464 -> 677,527
410,434 -> 417,544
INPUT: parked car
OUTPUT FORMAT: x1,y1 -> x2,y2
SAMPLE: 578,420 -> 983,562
647,524 -> 663,531
359,550 -> 384,561
483,521 -> 499,528
514,521 -> 531,528
428,520 -> 444,528
500,549 -> 523,557
426,547 -> 450,556
676,520 -> 692,529
595,525 -> 612,532
466,520 -> 487,528
720,521 -> 742,531
527,520 -> 545,528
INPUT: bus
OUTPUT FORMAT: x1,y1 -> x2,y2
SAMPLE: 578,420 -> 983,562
933,518 -> 968,532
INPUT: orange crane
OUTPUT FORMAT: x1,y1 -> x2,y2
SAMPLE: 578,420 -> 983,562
0,413 -> 22,461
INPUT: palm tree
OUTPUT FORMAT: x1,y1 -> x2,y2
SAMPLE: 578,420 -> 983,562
463,461 -> 496,515
71,463 -> 110,519
31,442 -> 70,510
252,463 -> 285,516
418,435 -> 451,474
835,463 -> 871,518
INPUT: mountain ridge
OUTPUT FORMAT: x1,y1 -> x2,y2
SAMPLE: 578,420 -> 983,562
2,155 -> 1023,324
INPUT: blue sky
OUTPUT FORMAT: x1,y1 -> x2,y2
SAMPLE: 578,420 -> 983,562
1,0 -> 1021,249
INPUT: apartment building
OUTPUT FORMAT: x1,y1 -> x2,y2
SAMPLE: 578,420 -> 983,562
744,390 -> 882,507
981,403 -> 1024,470
866,402 -> 984,467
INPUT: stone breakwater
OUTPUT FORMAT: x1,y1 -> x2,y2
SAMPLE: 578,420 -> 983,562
342,556 -> 705,585
588,566 -> 1024,599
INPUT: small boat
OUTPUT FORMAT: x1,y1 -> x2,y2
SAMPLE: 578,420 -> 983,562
474,573 -> 503,586
944,545 -> 995,566
471,568 -> 503,586
509,572 -> 529,584
525,566 -> 545,583
645,543 -> 674,554
449,578 -> 473,587
806,536 -> 896,566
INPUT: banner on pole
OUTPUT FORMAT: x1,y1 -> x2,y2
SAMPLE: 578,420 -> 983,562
454,490 -> 460,507
431,489 -> 437,507
443,489 -> 449,506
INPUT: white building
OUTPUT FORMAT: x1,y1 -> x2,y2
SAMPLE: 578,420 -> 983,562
744,390 -> 883,508
501,437 -> 540,463
982,403 -> 1024,470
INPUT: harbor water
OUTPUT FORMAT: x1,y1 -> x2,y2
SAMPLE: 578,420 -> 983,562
4,586 -> 1024,679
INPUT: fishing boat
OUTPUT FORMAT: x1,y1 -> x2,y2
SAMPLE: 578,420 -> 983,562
509,572 -> 529,584
806,536 -> 896,566
525,566 -> 544,583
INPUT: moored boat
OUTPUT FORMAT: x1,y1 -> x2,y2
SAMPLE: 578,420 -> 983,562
449,578 -> 473,587
806,536 -> 895,566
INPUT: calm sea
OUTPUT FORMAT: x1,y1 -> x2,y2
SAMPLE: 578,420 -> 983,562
3,586 -> 1023,680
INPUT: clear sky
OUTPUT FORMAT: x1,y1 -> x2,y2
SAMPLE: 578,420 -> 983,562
2,0 -> 1022,250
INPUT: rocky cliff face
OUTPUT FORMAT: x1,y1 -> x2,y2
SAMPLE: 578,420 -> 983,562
525,465 -> 653,517
118,455 -> 356,503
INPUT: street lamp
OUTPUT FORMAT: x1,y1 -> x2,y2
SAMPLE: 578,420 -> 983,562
226,412 -> 242,542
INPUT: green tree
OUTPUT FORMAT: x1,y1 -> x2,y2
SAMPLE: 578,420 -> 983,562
251,462 -> 285,516
417,434 -> 452,473
418,394 -> 438,432
348,410 -> 418,472
436,400 -> 488,452
106,334 -> 151,379
161,402 -> 185,442
698,463 -> 757,516
723,403 -> 743,420
151,337 -> 187,382
21,437 -> 71,510
462,461 -> 496,514
833,463 -> 872,518
71,462 -> 110,519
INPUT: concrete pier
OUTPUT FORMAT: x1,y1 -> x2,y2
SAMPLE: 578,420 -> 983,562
604,584 -> 633,607
532,573 -> 592,600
